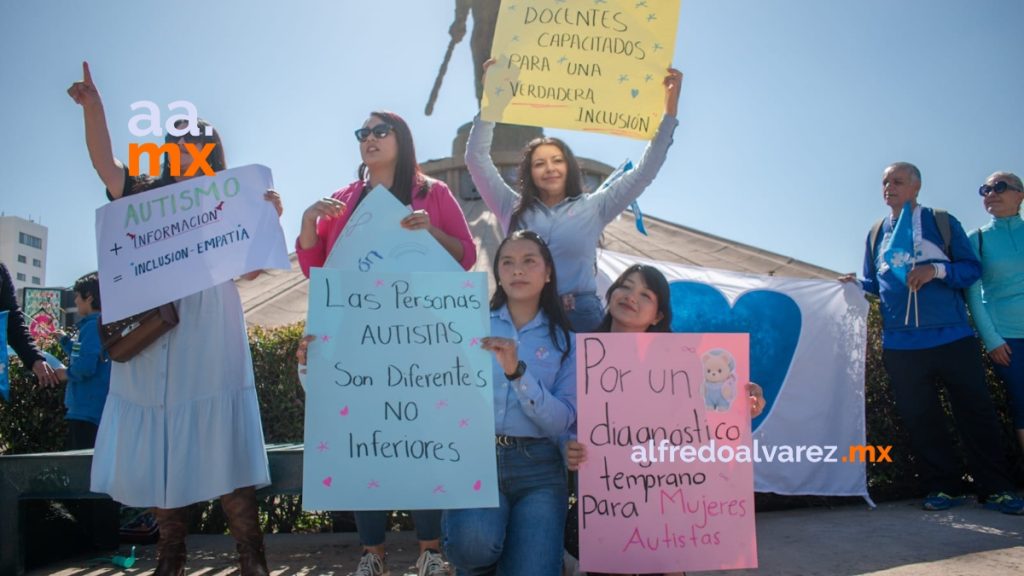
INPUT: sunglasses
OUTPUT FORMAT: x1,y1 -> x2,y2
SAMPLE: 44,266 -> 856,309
164,131 -> 211,145
978,181 -> 1023,196
354,123 -> 394,142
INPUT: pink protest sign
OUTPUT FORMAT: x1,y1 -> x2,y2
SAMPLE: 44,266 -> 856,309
576,333 -> 757,573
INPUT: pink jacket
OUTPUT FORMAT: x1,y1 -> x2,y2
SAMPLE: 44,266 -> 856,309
296,178 -> 477,276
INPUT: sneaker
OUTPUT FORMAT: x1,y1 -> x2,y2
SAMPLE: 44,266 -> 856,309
984,492 -> 1024,515
350,551 -> 389,576
415,549 -> 449,576
922,491 -> 963,511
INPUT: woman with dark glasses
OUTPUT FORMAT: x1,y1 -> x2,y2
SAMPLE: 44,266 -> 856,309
465,62 -> 683,331
68,62 -> 280,576
966,171 -> 1024,453
296,111 -> 476,276
295,111 -> 475,576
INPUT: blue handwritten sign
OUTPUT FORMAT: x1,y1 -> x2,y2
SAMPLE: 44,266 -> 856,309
323,185 -> 462,273
302,269 -> 497,510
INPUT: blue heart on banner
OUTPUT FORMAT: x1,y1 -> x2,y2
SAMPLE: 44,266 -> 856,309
668,282 -> 801,432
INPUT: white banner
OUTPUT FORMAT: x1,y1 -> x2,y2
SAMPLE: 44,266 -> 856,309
597,249 -> 873,503
95,164 -> 290,322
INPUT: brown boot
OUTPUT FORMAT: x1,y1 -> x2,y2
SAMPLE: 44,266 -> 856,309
221,486 -> 269,576
153,506 -> 188,576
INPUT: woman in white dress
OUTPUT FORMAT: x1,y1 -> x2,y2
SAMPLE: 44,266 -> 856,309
68,61 -> 280,576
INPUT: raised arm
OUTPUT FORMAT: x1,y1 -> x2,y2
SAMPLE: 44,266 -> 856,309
465,116 -> 520,231
67,62 -> 126,198
595,68 -> 682,222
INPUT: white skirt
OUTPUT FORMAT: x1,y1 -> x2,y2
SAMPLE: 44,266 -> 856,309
91,282 -> 270,508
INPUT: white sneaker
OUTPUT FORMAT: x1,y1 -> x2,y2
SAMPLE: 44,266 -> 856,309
350,551 -> 389,576
415,549 -> 449,576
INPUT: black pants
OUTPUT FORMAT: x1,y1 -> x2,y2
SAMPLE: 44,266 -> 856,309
66,419 -> 121,550
883,337 -> 1014,496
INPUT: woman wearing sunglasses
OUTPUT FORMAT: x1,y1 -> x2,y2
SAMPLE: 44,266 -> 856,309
296,111 -> 476,276
465,62 -> 683,331
966,172 -> 1024,453
68,62 -> 281,576
295,111 -> 475,576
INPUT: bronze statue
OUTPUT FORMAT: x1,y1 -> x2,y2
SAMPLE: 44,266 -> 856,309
427,1 -> 541,148
427,0 -> 498,113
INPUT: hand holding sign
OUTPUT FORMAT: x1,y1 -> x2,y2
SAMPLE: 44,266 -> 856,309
400,209 -> 434,232
265,189 -> 284,217
664,67 -> 683,118
566,439 -> 588,471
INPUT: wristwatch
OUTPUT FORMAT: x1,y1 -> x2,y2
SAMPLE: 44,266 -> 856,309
505,360 -> 527,381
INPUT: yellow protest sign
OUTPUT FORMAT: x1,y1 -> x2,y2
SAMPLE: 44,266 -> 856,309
482,0 -> 681,140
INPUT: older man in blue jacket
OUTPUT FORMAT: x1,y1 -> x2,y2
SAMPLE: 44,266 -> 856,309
842,162 -> 1022,514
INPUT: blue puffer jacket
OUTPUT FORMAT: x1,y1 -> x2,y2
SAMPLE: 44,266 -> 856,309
60,312 -> 111,425
860,207 -> 981,333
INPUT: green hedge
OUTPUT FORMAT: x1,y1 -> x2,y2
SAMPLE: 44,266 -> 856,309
2,307 -> 1021,532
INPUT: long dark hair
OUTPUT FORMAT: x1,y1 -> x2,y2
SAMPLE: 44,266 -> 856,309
357,110 -> 429,208
508,137 -> 584,233
490,230 -> 573,361
596,264 -> 673,333
161,118 -> 226,180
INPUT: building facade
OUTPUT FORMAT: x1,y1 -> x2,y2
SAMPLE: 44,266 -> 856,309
0,215 -> 48,295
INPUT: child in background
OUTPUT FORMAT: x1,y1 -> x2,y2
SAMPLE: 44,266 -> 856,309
58,272 -> 111,446
57,272 -> 119,550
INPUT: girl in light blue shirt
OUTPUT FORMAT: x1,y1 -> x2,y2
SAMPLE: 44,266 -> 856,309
445,230 -> 576,576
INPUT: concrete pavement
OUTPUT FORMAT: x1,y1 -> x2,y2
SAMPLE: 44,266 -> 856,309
30,499 -> 1024,575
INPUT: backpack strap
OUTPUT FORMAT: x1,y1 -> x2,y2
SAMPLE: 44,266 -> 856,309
976,228 -> 984,259
868,217 -> 887,263
932,208 -> 953,259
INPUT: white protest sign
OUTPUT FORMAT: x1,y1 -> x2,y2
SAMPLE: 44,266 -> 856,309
95,164 -> 290,322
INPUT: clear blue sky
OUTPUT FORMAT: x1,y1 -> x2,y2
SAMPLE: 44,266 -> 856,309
2,0 -> 1022,286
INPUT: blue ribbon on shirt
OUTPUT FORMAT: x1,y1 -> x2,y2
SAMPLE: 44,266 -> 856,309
597,159 -> 647,236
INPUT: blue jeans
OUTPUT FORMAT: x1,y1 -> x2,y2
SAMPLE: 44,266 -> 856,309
993,338 -> 1024,429
444,439 -> 567,576
565,292 -> 603,333
354,509 -> 441,546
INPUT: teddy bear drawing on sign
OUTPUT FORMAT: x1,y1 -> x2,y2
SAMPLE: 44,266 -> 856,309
702,348 -> 737,412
